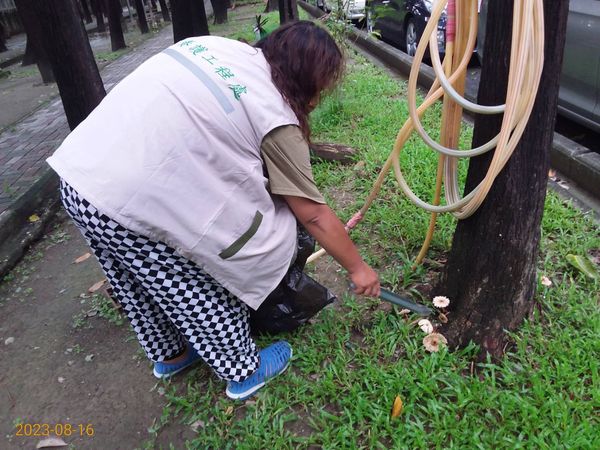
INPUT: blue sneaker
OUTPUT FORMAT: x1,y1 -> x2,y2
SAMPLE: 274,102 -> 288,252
225,341 -> 292,400
153,343 -> 202,379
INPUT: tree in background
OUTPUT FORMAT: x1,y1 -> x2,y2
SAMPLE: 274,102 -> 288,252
264,0 -> 278,13
15,0 -> 106,130
79,0 -> 94,24
133,0 -> 150,33
15,1 -> 55,83
104,0 -> 127,50
190,0 -> 210,35
0,19 -> 7,52
440,0 -> 570,358
278,0 -> 297,24
210,0 -> 228,24
158,0 -> 171,22
91,0 -> 107,32
171,0 -> 209,43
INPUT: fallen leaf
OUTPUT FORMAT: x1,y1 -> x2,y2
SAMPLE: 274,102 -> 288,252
36,437 -> 68,448
225,406 -> 234,415
566,254 -> 599,280
57,377 -> 65,383
88,279 -> 107,293
4,337 -> 15,345
390,395 -> 403,418
84,354 -> 94,362
398,309 -> 411,315
73,252 -> 91,264
190,420 -> 205,432
28,214 -> 40,223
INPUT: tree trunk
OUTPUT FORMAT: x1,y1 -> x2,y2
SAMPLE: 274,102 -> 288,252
278,0 -> 298,24
265,0 -> 278,13
0,20 -> 7,52
14,1 -> 55,82
191,0 -> 210,35
210,0 -> 228,24
171,0 -> 192,41
439,0 -> 570,359
158,0 -> 171,21
92,0 -> 107,32
134,0 -> 150,33
80,0 -> 94,23
16,0 -> 106,130
104,0 -> 126,50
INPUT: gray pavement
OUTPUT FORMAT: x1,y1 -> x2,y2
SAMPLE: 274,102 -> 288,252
0,25 -> 175,277
0,25 -> 174,215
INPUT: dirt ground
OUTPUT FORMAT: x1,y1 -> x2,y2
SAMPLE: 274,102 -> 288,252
0,212 -> 199,449
0,210 -> 351,449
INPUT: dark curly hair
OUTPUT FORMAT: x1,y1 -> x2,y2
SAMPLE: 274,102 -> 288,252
255,21 -> 345,141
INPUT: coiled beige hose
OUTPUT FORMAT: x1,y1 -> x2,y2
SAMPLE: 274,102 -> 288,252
308,0 -> 545,265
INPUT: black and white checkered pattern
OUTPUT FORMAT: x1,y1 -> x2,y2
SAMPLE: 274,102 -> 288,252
59,180 -> 259,382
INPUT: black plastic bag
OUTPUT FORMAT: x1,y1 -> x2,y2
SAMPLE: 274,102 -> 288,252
249,226 -> 336,335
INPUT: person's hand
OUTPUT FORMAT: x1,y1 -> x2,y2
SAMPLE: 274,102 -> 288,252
349,262 -> 380,298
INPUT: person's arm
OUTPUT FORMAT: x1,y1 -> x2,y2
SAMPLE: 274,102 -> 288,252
283,195 -> 380,297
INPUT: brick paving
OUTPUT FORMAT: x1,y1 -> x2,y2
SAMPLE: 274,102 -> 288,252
0,25 -> 175,215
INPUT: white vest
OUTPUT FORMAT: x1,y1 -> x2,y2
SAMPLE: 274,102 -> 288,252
47,36 -> 300,309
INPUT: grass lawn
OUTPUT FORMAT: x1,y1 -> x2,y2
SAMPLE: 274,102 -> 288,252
146,9 -> 600,449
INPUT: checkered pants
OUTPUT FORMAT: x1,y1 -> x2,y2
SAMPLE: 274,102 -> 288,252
59,180 -> 259,382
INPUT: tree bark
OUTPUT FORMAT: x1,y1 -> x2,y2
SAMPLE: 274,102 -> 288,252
92,0 -> 107,32
158,0 -> 171,21
104,0 -> 126,50
0,20 -> 7,52
210,0 -> 228,24
16,0 -> 106,130
265,0 -> 278,13
133,0 -> 150,33
278,0 -> 298,24
81,0 -> 94,23
14,1 -> 55,82
439,0 -> 570,358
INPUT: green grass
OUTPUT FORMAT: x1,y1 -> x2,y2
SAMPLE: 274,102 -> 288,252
148,9 -> 600,448
210,4 -> 310,42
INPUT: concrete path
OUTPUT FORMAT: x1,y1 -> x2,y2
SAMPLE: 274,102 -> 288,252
0,25 -> 174,215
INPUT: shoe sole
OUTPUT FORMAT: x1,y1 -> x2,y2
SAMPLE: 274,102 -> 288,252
225,348 -> 293,401
153,359 -> 201,379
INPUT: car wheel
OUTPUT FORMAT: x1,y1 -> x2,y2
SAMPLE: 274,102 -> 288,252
405,17 -> 418,57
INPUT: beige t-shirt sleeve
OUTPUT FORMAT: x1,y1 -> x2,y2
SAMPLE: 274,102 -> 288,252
261,125 -> 326,204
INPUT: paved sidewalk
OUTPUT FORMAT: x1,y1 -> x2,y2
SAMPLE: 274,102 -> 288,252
0,25 -> 174,215
0,25 -> 177,277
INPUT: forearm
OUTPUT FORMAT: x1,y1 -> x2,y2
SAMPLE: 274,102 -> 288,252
300,205 -> 365,274
283,195 -> 380,297
283,195 -> 364,273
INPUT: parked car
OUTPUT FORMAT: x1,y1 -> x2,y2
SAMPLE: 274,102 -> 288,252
317,0 -> 366,24
478,0 -> 600,133
365,0 -> 448,57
